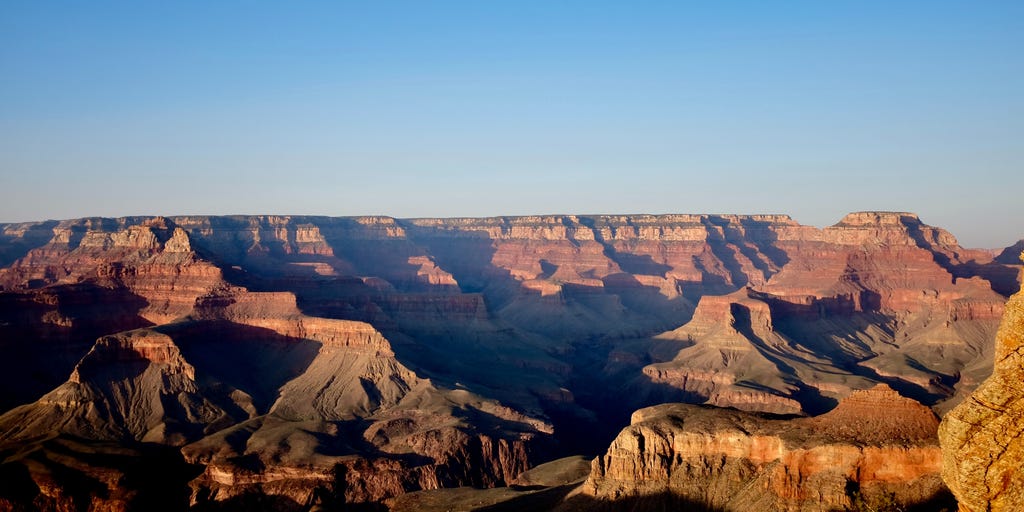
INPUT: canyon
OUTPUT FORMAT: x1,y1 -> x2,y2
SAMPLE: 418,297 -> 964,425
0,212 -> 1019,511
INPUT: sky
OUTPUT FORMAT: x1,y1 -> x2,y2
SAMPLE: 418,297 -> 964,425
1,1 -> 1022,248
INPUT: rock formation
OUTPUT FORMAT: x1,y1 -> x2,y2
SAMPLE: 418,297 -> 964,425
939,253 -> 1024,512
576,384 -> 951,511
0,284 -> 552,508
640,289 -> 869,415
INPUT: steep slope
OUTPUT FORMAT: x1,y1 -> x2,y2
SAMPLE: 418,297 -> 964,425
939,257 -> 1024,512
0,327 -> 240,445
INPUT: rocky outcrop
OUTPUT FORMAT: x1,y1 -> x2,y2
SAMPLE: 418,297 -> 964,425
577,384 -> 950,511
939,257 -> 1024,512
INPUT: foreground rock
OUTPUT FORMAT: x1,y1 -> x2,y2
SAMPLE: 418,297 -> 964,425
576,384 -> 952,511
939,256 -> 1024,512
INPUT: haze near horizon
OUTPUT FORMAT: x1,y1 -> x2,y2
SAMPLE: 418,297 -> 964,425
1,1 -> 1022,247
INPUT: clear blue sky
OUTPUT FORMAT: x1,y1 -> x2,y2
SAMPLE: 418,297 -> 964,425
1,1 -> 1021,247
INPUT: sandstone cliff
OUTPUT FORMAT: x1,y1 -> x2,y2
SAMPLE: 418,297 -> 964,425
576,384 -> 951,511
939,254 -> 1024,512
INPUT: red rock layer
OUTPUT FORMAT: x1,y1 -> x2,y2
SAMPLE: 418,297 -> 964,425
578,386 -> 946,511
0,218 -> 224,324
807,384 -> 940,444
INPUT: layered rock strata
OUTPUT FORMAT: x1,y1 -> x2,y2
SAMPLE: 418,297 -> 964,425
0,212 -> 1018,510
577,385 -> 949,511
